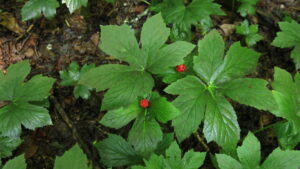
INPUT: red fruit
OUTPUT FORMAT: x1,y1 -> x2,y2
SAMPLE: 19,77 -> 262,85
176,64 -> 186,72
140,99 -> 149,108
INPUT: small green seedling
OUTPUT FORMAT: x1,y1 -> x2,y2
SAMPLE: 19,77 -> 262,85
237,0 -> 259,17
216,132 -> 300,169
59,62 -> 95,100
236,20 -> 263,46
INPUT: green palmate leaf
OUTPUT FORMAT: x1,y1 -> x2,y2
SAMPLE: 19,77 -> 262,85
60,62 -> 80,86
80,14 -> 194,110
271,67 -> 300,132
132,142 -> 206,169
210,42 -> 260,84
165,142 -> 182,168
261,148 -> 300,169
272,21 -> 300,69
0,136 -> 21,159
217,132 -> 300,169
220,78 -> 276,111
60,62 -> 95,99
166,30 -> 263,149
181,150 -> 206,169
165,142 -> 206,169
73,85 -> 91,99
141,13 -> 169,50
203,95 -> 240,150
0,61 -> 55,137
54,144 -> 91,169
0,103 -> 52,136
245,33 -> 263,47
2,154 -> 26,169
237,0 -> 259,17
21,0 -> 59,21
149,94 -> 181,123
216,154 -> 243,169
273,122 -> 300,150
131,154 -> 164,169
100,102 -> 141,129
96,134 -> 142,167
62,0 -> 88,13
236,132 -> 260,169
160,0 -> 224,41
128,116 -> 163,157
99,25 -> 140,66
155,133 -> 174,155
165,76 -> 208,142
236,20 -> 263,46
193,30 -> 225,83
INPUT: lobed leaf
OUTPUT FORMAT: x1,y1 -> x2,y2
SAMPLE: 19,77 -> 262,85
95,134 -> 142,167
62,0 -> 88,13
21,0 -> 59,21
54,144 -> 91,169
128,116 -> 163,157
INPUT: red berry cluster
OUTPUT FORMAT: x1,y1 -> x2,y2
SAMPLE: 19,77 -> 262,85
176,64 -> 186,72
140,99 -> 149,108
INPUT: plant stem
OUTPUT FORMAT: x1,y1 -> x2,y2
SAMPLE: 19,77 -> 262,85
51,96 -> 103,169
139,0 -> 151,5
194,132 -> 210,152
253,120 -> 286,134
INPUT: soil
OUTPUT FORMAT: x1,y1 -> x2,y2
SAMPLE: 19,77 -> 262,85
0,0 -> 300,168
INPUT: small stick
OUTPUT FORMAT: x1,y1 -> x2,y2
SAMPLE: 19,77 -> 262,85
194,132 -> 210,152
50,96 -> 103,169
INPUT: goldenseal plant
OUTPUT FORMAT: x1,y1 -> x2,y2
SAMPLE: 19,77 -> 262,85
0,61 -> 55,137
237,0 -> 259,17
79,13 -> 193,156
165,30 -> 275,150
216,132 -> 300,169
79,13 -> 194,110
236,20 -> 263,47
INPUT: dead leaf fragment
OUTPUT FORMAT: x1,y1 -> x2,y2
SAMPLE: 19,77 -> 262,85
0,12 -> 25,35
220,24 -> 236,37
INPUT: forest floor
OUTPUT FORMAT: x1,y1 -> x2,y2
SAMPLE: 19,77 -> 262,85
0,0 -> 300,168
